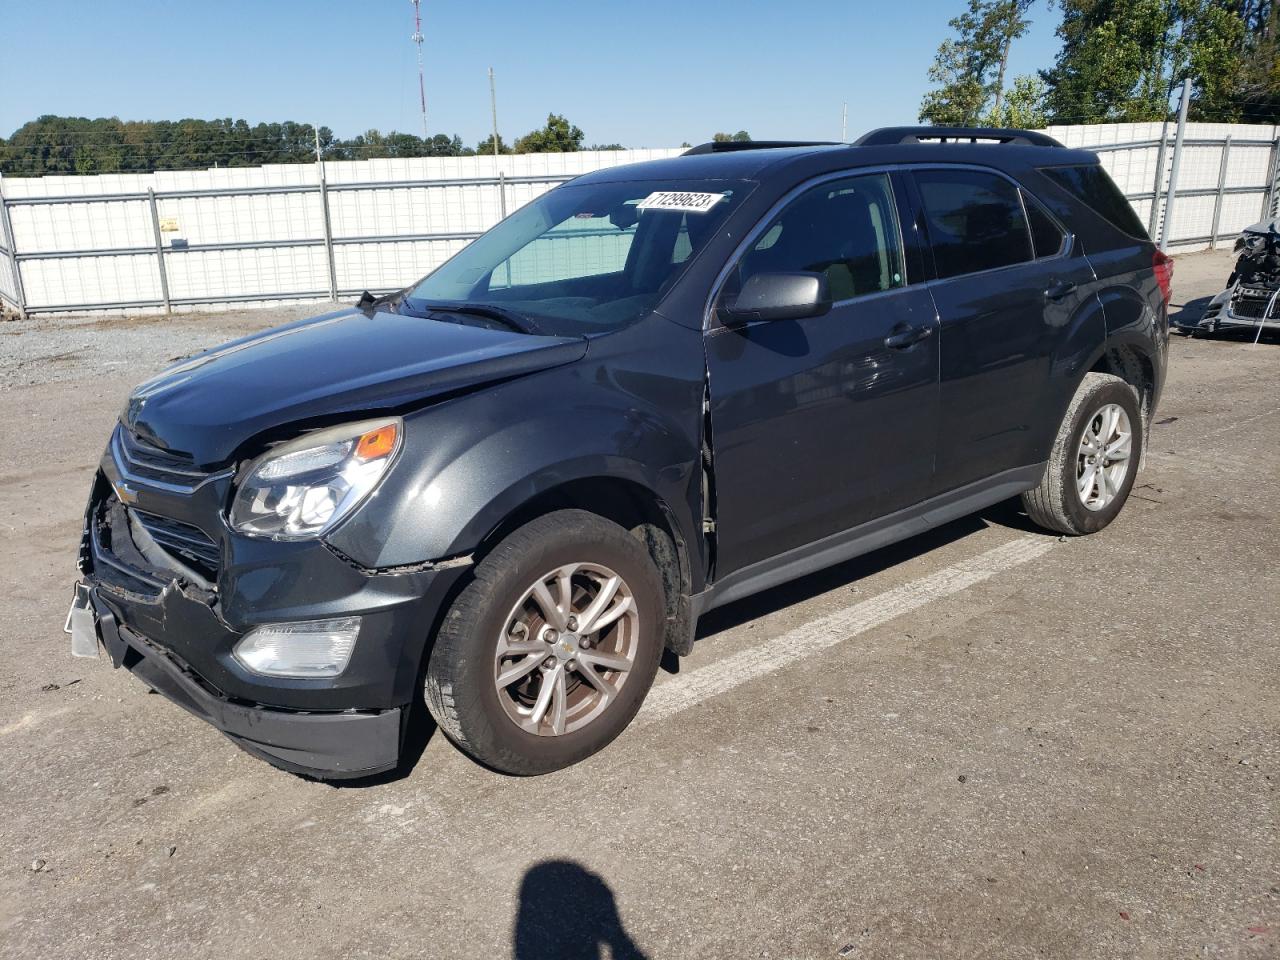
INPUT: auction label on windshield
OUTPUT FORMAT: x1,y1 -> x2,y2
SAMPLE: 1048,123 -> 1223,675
637,191 -> 726,213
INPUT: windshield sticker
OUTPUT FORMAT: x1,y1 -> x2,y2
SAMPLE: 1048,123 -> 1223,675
636,191 -> 726,214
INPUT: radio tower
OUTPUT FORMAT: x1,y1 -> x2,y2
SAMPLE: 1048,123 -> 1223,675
410,0 -> 428,141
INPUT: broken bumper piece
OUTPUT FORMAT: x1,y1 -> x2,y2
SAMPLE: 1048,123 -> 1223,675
76,583 -> 403,779
1175,284 -> 1280,334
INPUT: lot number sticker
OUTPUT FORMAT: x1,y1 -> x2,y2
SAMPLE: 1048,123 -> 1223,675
636,191 -> 726,213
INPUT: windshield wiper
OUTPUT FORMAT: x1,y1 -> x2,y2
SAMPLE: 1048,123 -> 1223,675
415,302 -> 543,335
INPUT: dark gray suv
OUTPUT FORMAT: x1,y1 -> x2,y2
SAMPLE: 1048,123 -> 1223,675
68,127 -> 1170,778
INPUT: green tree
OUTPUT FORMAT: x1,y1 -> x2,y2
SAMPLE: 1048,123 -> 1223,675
513,114 -> 585,153
1041,0 -> 1246,123
920,0 -> 1036,125
1229,0 -> 1277,120
711,130 -> 752,142
0,116 -> 475,175
475,132 -> 512,155
988,74 -> 1050,127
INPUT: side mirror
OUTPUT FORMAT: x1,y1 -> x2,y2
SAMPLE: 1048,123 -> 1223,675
721,271 -> 832,324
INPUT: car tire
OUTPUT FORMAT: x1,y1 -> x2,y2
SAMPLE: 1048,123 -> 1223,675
424,509 -> 665,775
1022,372 -> 1144,536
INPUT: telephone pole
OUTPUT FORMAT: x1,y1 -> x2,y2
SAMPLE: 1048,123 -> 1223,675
489,67 -> 501,158
410,0 -> 428,141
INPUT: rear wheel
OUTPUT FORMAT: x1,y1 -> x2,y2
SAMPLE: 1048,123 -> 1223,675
1022,372 -> 1143,535
424,510 -> 665,775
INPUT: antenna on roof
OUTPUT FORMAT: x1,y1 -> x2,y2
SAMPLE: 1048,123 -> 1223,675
410,0 -> 428,142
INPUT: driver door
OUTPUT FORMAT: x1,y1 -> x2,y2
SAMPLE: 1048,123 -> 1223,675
705,171 -> 940,576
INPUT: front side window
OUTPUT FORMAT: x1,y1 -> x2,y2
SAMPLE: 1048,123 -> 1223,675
408,179 -> 748,336
915,169 -> 1033,279
732,172 -> 906,304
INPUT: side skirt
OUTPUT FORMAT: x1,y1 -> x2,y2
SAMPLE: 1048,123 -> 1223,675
690,464 -> 1045,621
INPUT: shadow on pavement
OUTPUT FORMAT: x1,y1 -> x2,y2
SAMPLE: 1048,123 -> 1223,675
697,498 -> 1049,640
513,860 -> 648,960
1169,294 -> 1211,327
321,699 -> 437,789
696,513 -> 983,638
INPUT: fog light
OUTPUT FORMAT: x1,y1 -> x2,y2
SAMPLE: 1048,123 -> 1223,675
232,617 -> 361,678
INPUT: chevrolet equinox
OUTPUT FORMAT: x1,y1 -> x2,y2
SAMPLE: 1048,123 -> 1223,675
68,127 -> 1170,778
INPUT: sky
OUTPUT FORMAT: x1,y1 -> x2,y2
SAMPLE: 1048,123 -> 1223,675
0,1 -> 1065,148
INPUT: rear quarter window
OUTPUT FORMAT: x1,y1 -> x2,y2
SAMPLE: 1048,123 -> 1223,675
1040,165 -> 1149,241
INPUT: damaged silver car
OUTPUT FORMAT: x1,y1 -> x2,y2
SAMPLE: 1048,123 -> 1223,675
1176,218 -> 1280,337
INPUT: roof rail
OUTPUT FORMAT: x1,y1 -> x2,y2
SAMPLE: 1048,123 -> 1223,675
682,140 -> 840,156
854,126 -> 1064,148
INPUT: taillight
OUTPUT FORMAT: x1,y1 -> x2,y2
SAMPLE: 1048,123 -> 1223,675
1153,249 -> 1174,305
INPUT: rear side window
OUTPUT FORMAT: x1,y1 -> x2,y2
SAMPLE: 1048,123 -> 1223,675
1023,191 -> 1067,258
914,169 -> 1033,279
1040,164 -> 1149,240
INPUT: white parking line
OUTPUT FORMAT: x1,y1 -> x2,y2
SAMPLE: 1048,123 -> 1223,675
637,535 -> 1055,726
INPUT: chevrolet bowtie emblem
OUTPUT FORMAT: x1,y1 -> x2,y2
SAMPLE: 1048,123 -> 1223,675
112,480 -> 139,505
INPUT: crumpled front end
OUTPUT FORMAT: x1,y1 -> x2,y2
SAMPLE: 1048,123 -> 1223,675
1175,282 -> 1280,335
73,425 -> 469,779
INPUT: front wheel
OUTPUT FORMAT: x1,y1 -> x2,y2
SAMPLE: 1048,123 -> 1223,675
424,510 -> 665,775
1022,372 -> 1144,536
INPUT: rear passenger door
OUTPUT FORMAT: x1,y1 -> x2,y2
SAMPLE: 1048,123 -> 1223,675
705,171 -> 940,575
910,167 -> 1097,493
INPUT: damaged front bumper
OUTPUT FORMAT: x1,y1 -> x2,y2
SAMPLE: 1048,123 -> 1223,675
75,463 -> 469,779
70,584 -> 404,778
1174,282 -> 1280,335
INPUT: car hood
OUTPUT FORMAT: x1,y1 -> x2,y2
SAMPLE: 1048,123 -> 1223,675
122,307 -> 588,466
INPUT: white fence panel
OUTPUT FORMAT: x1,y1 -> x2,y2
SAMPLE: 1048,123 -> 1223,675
0,129 -> 1275,317
1044,122 -> 1278,247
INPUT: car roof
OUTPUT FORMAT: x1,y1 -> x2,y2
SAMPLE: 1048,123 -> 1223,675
572,140 -> 1100,187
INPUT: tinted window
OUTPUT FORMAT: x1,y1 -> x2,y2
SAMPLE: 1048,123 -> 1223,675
492,210 -> 636,287
735,173 -> 905,303
409,178 -> 747,335
915,169 -> 1033,279
1041,164 -> 1149,240
1023,191 -> 1067,258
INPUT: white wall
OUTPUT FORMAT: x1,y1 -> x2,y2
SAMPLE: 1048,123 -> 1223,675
1,124 -> 1276,315
0,149 -> 682,314
1043,122 -> 1279,247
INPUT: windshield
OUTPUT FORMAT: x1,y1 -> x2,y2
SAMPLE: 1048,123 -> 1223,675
407,178 -> 749,336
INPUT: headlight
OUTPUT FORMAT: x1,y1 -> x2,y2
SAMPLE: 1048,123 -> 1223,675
229,418 -> 402,540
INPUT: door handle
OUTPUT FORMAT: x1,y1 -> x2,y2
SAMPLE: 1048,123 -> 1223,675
884,325 -> 934,349
1044,280 -> 1077,302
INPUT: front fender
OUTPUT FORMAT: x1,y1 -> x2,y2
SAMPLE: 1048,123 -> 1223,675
325,316 -> 706,573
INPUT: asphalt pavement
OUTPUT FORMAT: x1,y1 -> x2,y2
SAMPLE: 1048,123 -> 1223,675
0,248 -> 1276,959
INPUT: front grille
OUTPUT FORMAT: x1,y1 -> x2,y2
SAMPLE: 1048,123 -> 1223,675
112,426 -> 212,488
1230,297 -> 1279,320
130,509 -> 221,580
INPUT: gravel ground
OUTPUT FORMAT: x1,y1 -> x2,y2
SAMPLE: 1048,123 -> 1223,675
0,250 -> 1277,960
0,302 -> 337,389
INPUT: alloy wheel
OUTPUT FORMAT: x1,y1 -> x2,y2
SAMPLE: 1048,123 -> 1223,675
1076,402 -> 1132,511
493,562 -> 640,737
